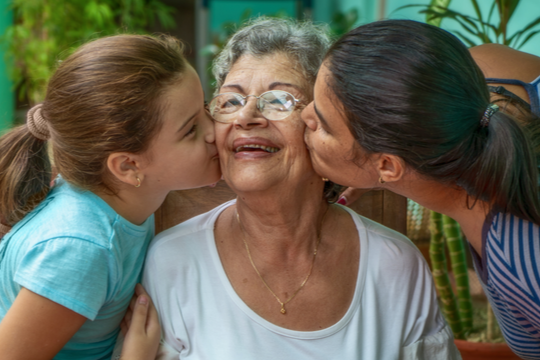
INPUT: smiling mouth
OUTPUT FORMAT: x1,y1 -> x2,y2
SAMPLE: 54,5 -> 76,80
235,144 -> 280,153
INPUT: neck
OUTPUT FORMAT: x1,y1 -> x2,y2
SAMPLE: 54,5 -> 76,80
386,175 -> 490,255
233,178 -> 329,257
96,185 -> 168,225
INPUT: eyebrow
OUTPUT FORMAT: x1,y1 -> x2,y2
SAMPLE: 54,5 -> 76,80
220,84 -> 245,93
269,82 -> 303,93
220,82 -> 303,94
313,103 -> 329,128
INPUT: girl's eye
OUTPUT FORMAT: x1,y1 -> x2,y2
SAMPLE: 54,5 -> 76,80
184,124 -> 198,138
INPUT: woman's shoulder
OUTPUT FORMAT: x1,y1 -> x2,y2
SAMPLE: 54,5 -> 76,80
489,211 -> 540,241
344,206 -> 419,254
147,200 -> 233,261
340,205 -> 428,272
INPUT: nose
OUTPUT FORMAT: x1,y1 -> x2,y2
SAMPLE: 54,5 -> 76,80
301,101 -> 318,131
235,97 -> 269,129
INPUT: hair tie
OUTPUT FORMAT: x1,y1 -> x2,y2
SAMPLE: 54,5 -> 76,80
480,103 -> 499,127
26,104 -> 50,141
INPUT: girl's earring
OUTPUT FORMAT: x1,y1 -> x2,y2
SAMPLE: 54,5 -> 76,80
135,177 -> 141,188
378,177 -> 385,184
322,178 -> 329,182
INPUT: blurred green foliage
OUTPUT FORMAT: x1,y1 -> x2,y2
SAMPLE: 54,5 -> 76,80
402,0 -> 540,48
329,8 -> 359,38
3,0 -> 176,104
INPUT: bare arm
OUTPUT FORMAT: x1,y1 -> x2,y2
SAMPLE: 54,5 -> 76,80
470,43 -> 540,103
0,287 -> 87,360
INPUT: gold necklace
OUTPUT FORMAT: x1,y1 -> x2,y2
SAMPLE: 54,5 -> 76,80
236,208 -> 327,315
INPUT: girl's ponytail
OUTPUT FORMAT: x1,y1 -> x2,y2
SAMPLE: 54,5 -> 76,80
0,105 -> 52,225
463,109 -> 540,223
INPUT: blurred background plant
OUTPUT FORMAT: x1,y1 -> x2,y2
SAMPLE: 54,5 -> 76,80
401,0 -> 540,47
329,7 -> 358,38
3,0 -> 176,105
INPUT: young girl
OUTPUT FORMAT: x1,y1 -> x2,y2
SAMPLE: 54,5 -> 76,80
0,34 -> 220,359
302,20 -> 540,359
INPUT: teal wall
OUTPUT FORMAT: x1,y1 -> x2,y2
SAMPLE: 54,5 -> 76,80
338,0 -> 376,23
0,0 -> 13,133
210,0 -> 298,32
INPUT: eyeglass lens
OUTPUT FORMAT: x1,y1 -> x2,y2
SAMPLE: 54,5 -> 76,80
209,90 -> 297,122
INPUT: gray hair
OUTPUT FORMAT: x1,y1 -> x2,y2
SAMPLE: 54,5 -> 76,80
212,17 -> 331,95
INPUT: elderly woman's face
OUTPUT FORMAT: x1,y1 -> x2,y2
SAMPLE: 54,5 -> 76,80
215,53 -> 317,193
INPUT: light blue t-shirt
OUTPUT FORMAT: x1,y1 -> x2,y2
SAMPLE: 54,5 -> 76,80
0,178 -> 154,360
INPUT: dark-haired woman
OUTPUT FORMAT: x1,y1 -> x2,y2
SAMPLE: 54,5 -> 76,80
0,34 -> 220,359
302,20 -> 540,359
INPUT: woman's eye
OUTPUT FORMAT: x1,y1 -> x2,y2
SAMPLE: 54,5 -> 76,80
224,99 -> 241,108
184,124 -> 198,138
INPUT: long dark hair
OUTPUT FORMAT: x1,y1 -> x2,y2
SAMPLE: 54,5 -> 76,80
326,20 -> 540,224
0,34 -> 186,225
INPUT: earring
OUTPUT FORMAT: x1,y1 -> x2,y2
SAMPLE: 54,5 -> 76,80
135,177 -> 141,188
322,178 -> 329,182
378,177 -> 385,184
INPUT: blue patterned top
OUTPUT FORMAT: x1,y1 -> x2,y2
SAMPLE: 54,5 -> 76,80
470,212 -> 540,359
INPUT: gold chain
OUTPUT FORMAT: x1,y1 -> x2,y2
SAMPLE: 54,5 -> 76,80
236,208 -> 328,315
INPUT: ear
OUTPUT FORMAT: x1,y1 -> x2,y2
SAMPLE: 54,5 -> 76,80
106,152 -> 144,188
375,154 -> 405,183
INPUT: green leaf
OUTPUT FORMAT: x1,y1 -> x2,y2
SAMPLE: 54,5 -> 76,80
517,29 -> 540,48
453,30 -> 479,47
426,0 -> 452,26
507,16 -> 540,46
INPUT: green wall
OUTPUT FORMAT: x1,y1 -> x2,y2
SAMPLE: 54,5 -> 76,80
0,0 -> 13,133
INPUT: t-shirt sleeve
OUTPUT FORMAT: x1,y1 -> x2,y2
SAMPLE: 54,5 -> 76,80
14,237 -> 111,320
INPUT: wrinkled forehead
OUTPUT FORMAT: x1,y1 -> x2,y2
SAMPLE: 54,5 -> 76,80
222,53 -> 314,100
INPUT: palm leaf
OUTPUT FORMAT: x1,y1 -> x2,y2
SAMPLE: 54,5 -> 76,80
453,30 -> 480,47
507,16 -> 540,47
426,0 -> 452,27
516,29 -> 540,49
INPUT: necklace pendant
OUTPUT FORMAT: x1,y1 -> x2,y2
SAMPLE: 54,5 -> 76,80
280,306 -> 286,314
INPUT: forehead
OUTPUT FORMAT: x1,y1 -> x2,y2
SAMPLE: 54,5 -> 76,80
223,53 -> 308,93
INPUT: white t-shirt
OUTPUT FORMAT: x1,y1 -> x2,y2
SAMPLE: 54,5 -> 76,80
143,201 -> 461,360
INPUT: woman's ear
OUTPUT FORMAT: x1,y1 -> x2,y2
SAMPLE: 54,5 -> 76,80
376,154 -> 405,184
107,152 -> 144,188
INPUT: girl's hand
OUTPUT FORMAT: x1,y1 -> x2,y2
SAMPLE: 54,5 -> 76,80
120,284 -> 161,360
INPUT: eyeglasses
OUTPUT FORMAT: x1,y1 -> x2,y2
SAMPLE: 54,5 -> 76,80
208,90 -> 303,123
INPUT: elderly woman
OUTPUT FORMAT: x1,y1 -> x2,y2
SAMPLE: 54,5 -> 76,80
126,18 -> 461,360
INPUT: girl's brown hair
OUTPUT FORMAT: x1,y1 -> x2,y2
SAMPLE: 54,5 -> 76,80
0,34 -> 186,225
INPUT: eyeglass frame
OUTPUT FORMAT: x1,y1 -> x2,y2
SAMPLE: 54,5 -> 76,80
208,90 -> 304,123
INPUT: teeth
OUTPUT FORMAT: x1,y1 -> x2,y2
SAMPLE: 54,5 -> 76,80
235,144 -> 280,153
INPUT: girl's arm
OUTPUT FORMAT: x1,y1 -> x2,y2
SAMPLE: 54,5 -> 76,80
0,287 -> 87,360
